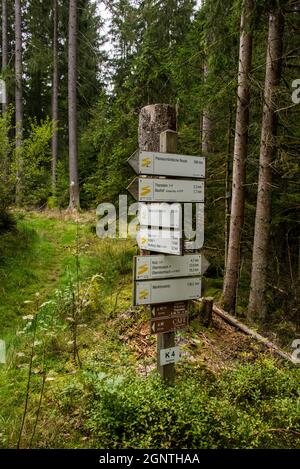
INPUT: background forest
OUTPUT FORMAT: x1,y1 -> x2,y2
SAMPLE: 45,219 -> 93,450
0,0 -> 300,450
1,0 -> 300,325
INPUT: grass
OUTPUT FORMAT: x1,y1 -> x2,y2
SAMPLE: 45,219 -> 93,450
0,211 -> 103,338
0,210 -> 137,448
0,211 -> 299,449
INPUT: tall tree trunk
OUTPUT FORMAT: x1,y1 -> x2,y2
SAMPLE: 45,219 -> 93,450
223,0 -> 254,313
51,0 -> 58,198
224,106 -> 233,270
15,0 -> 23,205
248,4 -> 284,320
68,0 -> 79,210
2,0 -> 8,113
201,62 -> 213,155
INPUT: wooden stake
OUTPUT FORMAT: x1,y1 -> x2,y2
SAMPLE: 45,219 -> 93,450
156,129 -> 178,385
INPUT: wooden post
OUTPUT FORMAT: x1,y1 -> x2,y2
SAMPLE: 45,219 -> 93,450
138,105 -> 177,386
156,129 -> 178,385
199,297 -> 213,327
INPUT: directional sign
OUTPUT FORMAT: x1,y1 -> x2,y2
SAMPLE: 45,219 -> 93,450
151,301 -> 188,319
128,177 -> 204,203
150,315 -> 188,334
160,346 -> 180,366
128,150 -> 206,178
137,227 -> 182,255
0,80 -> 6,104
139,203 -> 182,229
134,277 -> 201,306
135,254 -> 202,280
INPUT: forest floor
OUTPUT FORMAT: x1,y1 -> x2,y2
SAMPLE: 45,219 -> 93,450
0,211 -> 299,449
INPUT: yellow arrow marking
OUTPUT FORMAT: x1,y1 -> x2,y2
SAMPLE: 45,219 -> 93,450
138,264 -> 148,275
140,236 -> 148,245
141,158 -> 151,167
139,290 -> 149,300
140,186 -> 151,196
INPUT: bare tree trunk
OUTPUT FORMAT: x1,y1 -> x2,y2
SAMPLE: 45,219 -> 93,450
248,5 -> 284,320
15,0 -> 23,205
223,0 -> 254,313
201,63 -> 213,155
68,0 -> 79,210
51,0 -> 59,198
224,107 -> 233,270
2,0 -> 8,113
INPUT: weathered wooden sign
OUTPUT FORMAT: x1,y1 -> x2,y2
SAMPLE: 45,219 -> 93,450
134,277 -> 201,306
128,150 -> 206,178
137,227 -> 182,255
160,346 -> 180,366
138,203 -> 182,229
151,301 -> 188,318
150,315 -> 188,334
128,177 -> 204,203
134,254 -> 202,280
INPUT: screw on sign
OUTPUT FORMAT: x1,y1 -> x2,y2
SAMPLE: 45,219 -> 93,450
127,177 -> 205,203
134,277 -> 202,306
151,301 -> 188,318
138,203 -> 182,229
136,226 -> 183,256
150,315 -> 188,334
160,346 -> 180,366
127,150 -> 206,178
135,255 -> 202,281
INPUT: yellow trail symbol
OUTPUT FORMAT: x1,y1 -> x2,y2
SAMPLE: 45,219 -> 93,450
141,158 -> 151,167
138,264 -> 148,275
139,290 -> 149,300
140,236 -> 148,245
140,185 -> 151,196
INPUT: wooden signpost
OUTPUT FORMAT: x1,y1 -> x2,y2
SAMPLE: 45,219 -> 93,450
134,277 -> 202,306
127,177 -> 204,203
128,104 -> 207,385
127,150 -> 206,178
151,301 -> 188,318
134,254 -> 202,280
138,203 -> 182,229
137,227 -> 182,256
150,315 -> 188,334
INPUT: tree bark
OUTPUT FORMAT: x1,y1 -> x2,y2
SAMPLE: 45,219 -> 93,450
2,0 -> 8,113
51,0 -> 59,198
201,62 -> 214,155
248,5 -> 284,320
15,0 -> 23,205
68,0 -> 79,210
223,0 -> 254,313
224,107 -> 233,270
138,104 -> 176,152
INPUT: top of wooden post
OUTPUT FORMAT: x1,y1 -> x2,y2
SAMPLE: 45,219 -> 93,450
138,104 -> 176,152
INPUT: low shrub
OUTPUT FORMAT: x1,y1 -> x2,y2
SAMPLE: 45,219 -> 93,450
84,360 -> 300,449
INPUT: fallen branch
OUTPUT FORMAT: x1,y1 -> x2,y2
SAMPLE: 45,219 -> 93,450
212,304 -> 295,364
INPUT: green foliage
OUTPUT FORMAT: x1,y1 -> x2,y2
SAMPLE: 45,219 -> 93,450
1,213 -> 300,450
84,360 -> 300,449
0,108 -> 14,231
19,119 -> 54,207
